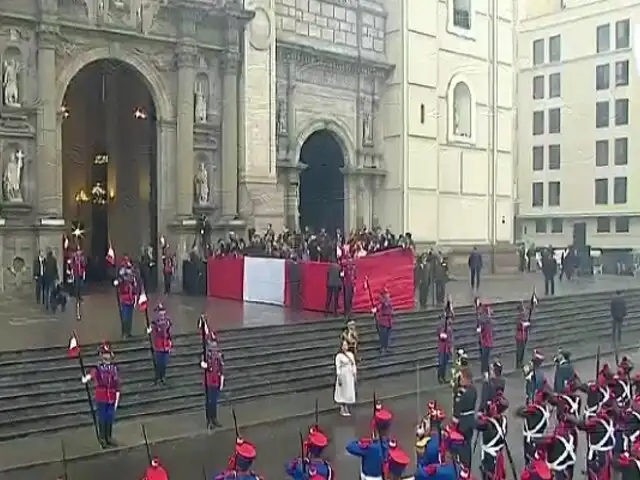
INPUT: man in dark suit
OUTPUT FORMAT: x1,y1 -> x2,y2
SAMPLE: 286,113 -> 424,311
33,251 -> 46,305
542,247 -> 557,296
326,259 -> 341,316
610,290 -> 627,358
468,246 -> 483,292
43,249 -> 59,311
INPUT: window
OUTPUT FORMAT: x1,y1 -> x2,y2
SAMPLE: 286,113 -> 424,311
615,60 -> 629,86
614,176 -> 627,204
533,75 -> 544,99
548,144 -> 560,170
549,73 -> 561,98
551,218 -> 563,233
615,19 -> 630,49
533,39 -> 544,65
532,182 -> 544,207
533,111 -> 544,135
548,108 -> 561,133
597,24 -> 610,53
596,64 -> 610,90
614,138 -> 628,165
548,181 -> 561,206
420,104 -> 425,124
549,35 -> 561,62
596,101 -> 609,128
535,219 -> 547,233
615,217 -> 629,233
615,99 -> 629,125
595,178 -> 608,205
452,0 -> 471,30
596,140 -> 609,166
596,217 -> 611,233
532,146 -> 544,171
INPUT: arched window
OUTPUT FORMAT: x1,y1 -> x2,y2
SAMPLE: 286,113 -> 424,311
448,78 -> 475,144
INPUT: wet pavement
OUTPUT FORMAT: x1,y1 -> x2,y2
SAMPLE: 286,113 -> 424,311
0,273 -> 636,351
3,349 -> 635,479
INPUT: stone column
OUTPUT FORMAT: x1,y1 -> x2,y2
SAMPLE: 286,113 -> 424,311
355,176 -> 365,229
36,25 -> 61,217
221,51 -> 240,216
175,45 -> 197,217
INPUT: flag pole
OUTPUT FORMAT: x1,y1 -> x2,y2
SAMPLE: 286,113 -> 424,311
138,279 -> 157,377
108,244 -> 125,331
199,315 -> 210,426
416,360 -> 420,420
72,333 -> 100,443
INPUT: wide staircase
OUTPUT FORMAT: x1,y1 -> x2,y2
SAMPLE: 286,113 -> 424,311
0,290 -> 637,442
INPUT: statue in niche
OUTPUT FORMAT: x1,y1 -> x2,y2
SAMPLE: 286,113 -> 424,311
2,57 -> 20,107
276,100 -> 287,135
194,80 -> 208,124
3,149 -> 24,202
194,162 -> 209,205
362,109 -> 373,146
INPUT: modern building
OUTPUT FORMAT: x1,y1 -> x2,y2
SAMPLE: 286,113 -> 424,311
517,0 -> 638,250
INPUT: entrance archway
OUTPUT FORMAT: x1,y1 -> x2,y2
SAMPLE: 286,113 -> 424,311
61,59 -> 157,282
298,129 -> 345,235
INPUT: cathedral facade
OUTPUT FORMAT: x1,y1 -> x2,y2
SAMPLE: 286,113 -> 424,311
0,0 -> 516,290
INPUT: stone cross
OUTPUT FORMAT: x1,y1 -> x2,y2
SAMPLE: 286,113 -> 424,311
15,150 -> 24,163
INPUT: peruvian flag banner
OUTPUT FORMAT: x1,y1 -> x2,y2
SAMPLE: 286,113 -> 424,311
68,332 -> 80,358
137,286 -> 148,311
106,243 -> 115,266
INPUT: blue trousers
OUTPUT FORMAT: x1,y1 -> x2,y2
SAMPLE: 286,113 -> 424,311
97,401 -> 116,426
378,326 -> 391,351
480,346 -> 491,374
206,386 -> 220,422
155,351 -> 170,380
437,352 -> 450,379
120,303 -> 134,336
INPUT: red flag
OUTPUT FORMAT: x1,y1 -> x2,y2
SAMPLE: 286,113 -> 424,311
106,243 -> 115,266
68,333 -> 80,358
137,287 -> 148,311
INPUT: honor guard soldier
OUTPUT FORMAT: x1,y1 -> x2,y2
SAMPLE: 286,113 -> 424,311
515,388 -> 551,466
475,394 -> 508,480
477,302 -> 494,377
200,331 -> 224,429
215,438 -> 261,480
452,367 -> 477,468
141,457 -> 169,480
437,314 -> 453,384
373,289 -> 394,355
81,341 -> 121,448
515,302 -> 531,369
579,364 -> 613,419
540,412 -> 577,479
414,427 -> 467,479
553,349 -> 575,394
524,350 -> 547,405
613,440 -> 640,480
415,401 -> 445,467
148,302 -> 172,385
575,403 -> 616,480
70,242 -> 87,300
451,349 -> 469,392
286,428 -> 333,480
386,441 -> 411,480
345,400 -> 393,480
519,448 -> 552,480
115,256 -> 138,338
340,254 -> 357,317
483,359 -> 506,407
612,357 -> 634,409
619,378 -> 640,453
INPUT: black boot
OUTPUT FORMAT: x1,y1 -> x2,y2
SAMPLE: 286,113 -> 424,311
105,423 -> 117,446
98,422 -> 107,448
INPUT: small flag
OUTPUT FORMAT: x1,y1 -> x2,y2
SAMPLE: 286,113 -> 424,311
106,244 -> 115,266
68,333 -> 80,358
137,288 -> 148,311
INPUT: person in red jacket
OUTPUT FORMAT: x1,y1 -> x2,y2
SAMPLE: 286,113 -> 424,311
515,302 -> 531,369
477,302 -> 494,378
437,313 -> 453,384
115,256 -> 138,338
141,457 -> 169,480
200,331 -> 224,429
148,302 -> 172,385
373,288 -> 393,355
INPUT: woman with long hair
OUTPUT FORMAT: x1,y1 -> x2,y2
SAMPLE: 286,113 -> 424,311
334,339 -> 357,416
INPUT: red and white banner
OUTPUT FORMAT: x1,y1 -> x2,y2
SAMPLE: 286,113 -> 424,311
207,256 -> 287,306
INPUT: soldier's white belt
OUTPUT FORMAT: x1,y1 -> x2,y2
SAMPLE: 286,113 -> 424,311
547,436 -> 576,471
459,410 -> 475,416
360,473 -> 382,480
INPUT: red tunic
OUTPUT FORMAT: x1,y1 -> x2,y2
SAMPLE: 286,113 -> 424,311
341,260 -> 357,287
151,313 -> 172,352
480,316 -> 494,348
89,362 -> 120,404
438,324 -> 452,353
204,349 -> 224,388
376,298 -> 393,328
516,312 -> 530,343
71,250 -> 86,279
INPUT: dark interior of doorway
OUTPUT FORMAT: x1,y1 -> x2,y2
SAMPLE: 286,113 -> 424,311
62,60 -> 157,285
298,130 -> 345,235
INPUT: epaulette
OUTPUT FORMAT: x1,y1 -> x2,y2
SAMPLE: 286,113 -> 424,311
415,437 -> 428,449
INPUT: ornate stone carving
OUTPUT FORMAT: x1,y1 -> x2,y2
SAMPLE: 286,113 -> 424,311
194,162 -> 209,206
194,77 -> 208,124
3,148 -> 24,203
276,99 -> 287,136
175,46 -> 198,69
222,51 -> 241,75
361,97 -> 374,146
2,57 -> 21,108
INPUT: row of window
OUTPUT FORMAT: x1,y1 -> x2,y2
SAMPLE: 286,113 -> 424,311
452,0 -> 471,30
532,109 -> 561,135
532,19 -> 629,67
531,138 -> 628,171
531,177 -> 627,207
596,61 -> 629,90
597,20 -> 630,54
596,99 -> 628,128
532,73 -> 561,100
533,217 -> 629,234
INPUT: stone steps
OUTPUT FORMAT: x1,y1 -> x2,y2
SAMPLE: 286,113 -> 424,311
0,290 -> 635,442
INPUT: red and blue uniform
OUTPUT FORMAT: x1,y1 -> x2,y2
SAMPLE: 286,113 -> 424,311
151,303 -> 172,384
70,247 -> 86,299
515,303 -> 530,369
478,303 -> 494,376
116,257 -> 137,338
341,258 -> 357,316
141,457 -> 169,480
476,395 -> 508,480
84,342 -> 120,447
346,401 -> 393,480
415,402 -> 445,468
414,426 -> 468,479
437,318 -> 452,383
375,291 -> 393,354
214,438 -> 261,480
386,441 -> 410,480
201,332 -> 224,428
286,428 -> 333,480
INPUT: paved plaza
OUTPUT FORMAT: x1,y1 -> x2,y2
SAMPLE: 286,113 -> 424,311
0,273 -> 635,351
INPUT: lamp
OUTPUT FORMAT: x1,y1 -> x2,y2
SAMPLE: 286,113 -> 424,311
74,188 -> 90,204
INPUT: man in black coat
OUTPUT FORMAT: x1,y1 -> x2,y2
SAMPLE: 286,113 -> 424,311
43,249 -> 59,310
541,247 -> 557,296
610,290 -> 627,357
325,259 -> 342,315
468,246 -> 483,292
33,251 -> 46,305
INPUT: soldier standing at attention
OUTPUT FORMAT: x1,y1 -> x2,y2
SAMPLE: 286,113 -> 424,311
477,302 -> 494,378
340,254 -> 357,318
373,288 -> 394,355
200,331 -> 224,429
81,341 -> 121,448
115,255 -> 137,338
148,302 -> 172,386
437,313 -> 453,384
452,367 -> 478,469
515,302 -> 531,369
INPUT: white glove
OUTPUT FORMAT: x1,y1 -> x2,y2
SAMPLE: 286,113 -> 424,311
200,361 -> 208,369
146,327 -> 152,335
220,376 -> 224,390
371,308 -> 377,313
439,333 -> 448,340
112,279 -> 119,286
81,374 -> 91,384
523,322 -> 531,327
476,327 -> 481,333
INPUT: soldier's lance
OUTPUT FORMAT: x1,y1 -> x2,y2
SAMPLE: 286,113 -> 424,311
502,435 -> 518,479
364,276 -> 377,332
61,440 -> 68,480
314,398 -> 319,429
141,424 -> 153,465
372,392 -> 386,480
111,249 -> 125,331
299,431 -> 307,476
595,344 -> 601,378
232,408 -> 240,438
199,315 -> 210,426
139,281 -> 157,377
72,333 -> 100,443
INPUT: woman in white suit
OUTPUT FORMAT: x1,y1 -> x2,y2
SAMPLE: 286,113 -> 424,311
334,339 -> 357,416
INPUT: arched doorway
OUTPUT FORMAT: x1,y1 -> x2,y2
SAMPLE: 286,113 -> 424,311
298,129 -> 345,235
61,59 -> 157,282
